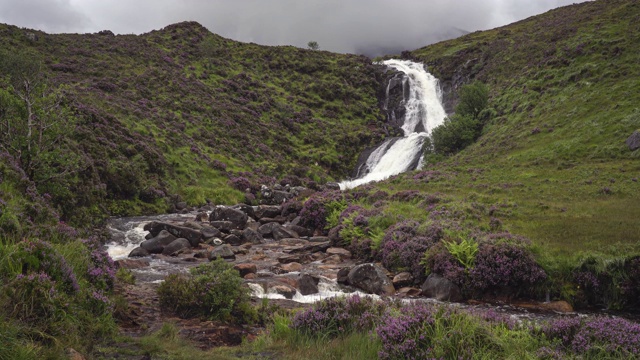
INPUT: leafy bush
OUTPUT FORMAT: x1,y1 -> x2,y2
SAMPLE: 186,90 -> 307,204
157,258 -> 256,324
428,81 -> 492,156
442,232 -> 478,270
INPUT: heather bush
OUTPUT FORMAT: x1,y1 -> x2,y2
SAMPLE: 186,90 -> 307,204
299,190 -> 347,232
291,295 -> 391,338
539,316 -> 640,358
380,221 -> 442,283
157,258 -> 256,324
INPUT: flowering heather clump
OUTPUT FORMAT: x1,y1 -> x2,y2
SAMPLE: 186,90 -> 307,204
291,295 -> 390,338
17,239 -> 79,294
376,302 -> 438,360
299,190 -> 346,231
424,242 -> 468,287
380,221 -> 442,283
84,237 -> 117,291
540,316 -> 640,357
5,272 -> 66,324
229,176 -> 251,192
56,221 -> 78,241
469,242 -> 547,293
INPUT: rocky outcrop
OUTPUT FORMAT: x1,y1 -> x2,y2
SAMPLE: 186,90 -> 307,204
209,206 -> 248,229
626,130 -> 640,151
162,238 -> 192,256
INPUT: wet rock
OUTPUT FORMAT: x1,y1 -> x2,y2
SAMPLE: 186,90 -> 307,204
233,263 -> 257,277
244,273 -> 257,280
309,236 -> 330,243
209,206 -> 248,229
278,254 -> 312,264
270,284 -> 296,299
183,220 -> 203,230
254,205 -> 281,219
421,273 -> 462,302
162,238 -> 192,256
210,221 -> 235,232
194,251 -> 209,259
209,244 -> 236,261
626,130 -> 640,151
231,203 -> 256,219
325,182 -> 341,191
224,234 -> 242,246
397,287 -> 422,297
328,225 -> 344,246
242,228 -> 264,244
279,238 -> 308,246
326,247 -> 351,259
144,222 -> 203,246
258,222 -> 281,237
116,258 -> 150,269
140,230 -> 177,253
259,217 -> 287,225
273,226 -> 299,241
195,212 -> 209,222
393,272 -> 414,288
347,263 -> 395,296
298,274 -> 320,295
322,255 -> 343,265
281,262 -> 303,272
287,241 -> 331,254
285,224 -> 313,237
201,226 -> 222,240
128,247 -> 150,258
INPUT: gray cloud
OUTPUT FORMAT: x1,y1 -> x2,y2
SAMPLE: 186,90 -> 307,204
1,0 -> 589,56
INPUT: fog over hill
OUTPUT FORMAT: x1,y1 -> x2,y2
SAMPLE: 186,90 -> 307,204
0,0 -> 589,55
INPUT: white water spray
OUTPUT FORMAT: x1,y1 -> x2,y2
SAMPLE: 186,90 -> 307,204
340,60 -> 446,189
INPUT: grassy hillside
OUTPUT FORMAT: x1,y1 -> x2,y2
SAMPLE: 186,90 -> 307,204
362,0 -> 640,256
0,21 -> 387,226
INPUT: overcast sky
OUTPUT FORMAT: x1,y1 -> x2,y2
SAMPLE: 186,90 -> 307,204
0,0 -> 589,56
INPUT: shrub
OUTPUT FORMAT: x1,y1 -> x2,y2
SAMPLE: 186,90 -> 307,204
291,295 -> 390,338
157,258 -> 256,323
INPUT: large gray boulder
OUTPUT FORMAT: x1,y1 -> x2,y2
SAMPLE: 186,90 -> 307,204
242,228 -> 264,244
140,230 -> 176,253
162,238 -> 192,256
298,274 -> 320,295
209,244 -> 236,261
272,226 -> 298,241
347,263 -> 395,296
421,273 -> 463,302
257,222 -> 281,237
209,206 -> 248,229
254,205 -> 281,220
143,222 -> 203,247
232,203 -> 256,220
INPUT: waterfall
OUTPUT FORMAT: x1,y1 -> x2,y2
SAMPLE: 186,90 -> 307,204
339,60 -> 446,190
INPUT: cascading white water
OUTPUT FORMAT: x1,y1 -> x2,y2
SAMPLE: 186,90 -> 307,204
340,60 -> 446,190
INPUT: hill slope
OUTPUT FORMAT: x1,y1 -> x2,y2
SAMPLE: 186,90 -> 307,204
365,0 -> 640,255
0,22 -> 388,226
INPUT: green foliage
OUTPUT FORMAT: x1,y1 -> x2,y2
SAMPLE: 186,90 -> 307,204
307,41 -> 320,50
157,258 -> 256,324
443,232 -> 478,269
338,213 -> 366,245
429,81 -> 491,156
323,199 -> 348,230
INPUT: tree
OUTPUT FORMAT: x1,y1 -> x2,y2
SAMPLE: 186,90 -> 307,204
0,50 -> 80,184
428,81 -> 492,156
307,41 -> 320,50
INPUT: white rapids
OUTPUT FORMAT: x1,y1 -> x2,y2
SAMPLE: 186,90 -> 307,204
340,59 -> 446,189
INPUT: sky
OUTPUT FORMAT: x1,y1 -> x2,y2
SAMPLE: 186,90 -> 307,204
0,0 -> 589,57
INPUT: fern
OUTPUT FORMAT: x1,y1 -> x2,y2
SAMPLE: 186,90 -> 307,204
443,234 -> 478,270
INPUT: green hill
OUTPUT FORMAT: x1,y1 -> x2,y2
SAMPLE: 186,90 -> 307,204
0,21 -> 388,227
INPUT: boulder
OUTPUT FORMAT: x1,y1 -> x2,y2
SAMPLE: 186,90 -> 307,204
396,287 -> 422,297
209,221 -> 235,232
324,182 -> 341,191
259,217 -> 287,225
328,225 -> 344,246
224,234 -> 242,246
183,220 -> 203,230
347,263 -> 395,296
326,247 -> 352,259
116,258 -> 150,269
143,222 -> 203,246
298,274 -> 320,295
287,241 -> 331,254
195,212 -> 209,222
162,238 -> 192,256
309,236 -> 330,243
337,267 -> 351,284
278,253 -> 312,264
242,228 -> 264,244
627,130 -> 640,151
209,244 -> 236,261
201,226 -> 222,240
281,262 -> 303,272
128,247 -> 150,258
322,255 -> 343,265
271,190 -> 292,205
281,201 -> 302,217
209,206 -> 248,229
285,224 -> 313,237
393,272 -> 414,288
258,222 -> 281,237
421,273 -> 463,302
254,205 -> 281,219
140,230 -> 177,253
233,263 -> 257,277
270,284 -> 296,299
232,203 -> 256,220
